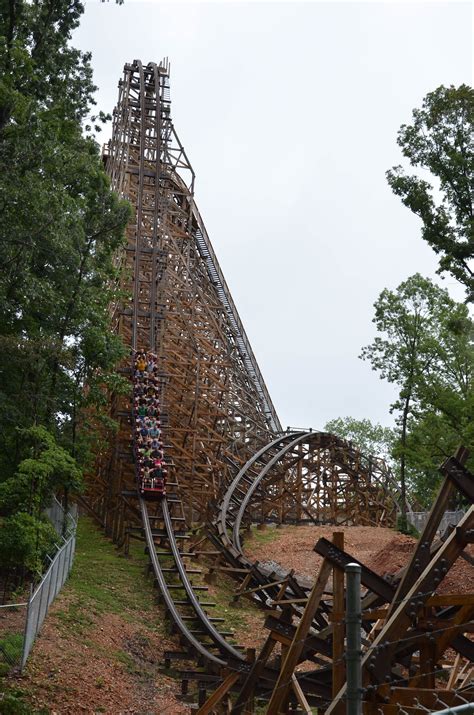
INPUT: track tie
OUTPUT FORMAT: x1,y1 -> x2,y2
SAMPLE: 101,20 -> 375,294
150,549 -> 195,556
173,600 -> 216,607
180,615 -> 225,623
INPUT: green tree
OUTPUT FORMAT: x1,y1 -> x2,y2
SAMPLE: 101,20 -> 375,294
0,0 -> 131,591
387,85 -> 474,298
0,512 -> 57,595
323,416 -> 395,465
0,0 -> 131,483
360,274 -> 473,523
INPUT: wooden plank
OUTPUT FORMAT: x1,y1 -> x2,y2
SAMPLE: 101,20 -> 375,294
386,446 -> 469,621
195,671 -> 240,715
235,576 -> 289,598
315,537 -> 395,603
291,675 -> 312,715
267,558 -> 332,714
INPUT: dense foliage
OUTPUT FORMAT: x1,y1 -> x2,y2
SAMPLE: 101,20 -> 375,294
386,85 -> 474,299
0,0 -> 130,595
329,86 -> 473,517
361,274 -> 473,512
323,416 -> 395,467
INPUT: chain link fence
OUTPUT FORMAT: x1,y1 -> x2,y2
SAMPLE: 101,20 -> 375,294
21,525 -> 76,669
0,603 -> 28,674
44,499 -> 77,536
407,509 -> 465,535
0,498 -> 77,674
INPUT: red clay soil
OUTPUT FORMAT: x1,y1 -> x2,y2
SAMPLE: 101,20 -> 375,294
244,524 -> 474,595
244,525 -> 402,581
15,604 -> 187,715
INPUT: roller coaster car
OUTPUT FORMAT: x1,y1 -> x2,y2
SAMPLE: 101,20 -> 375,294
140,477 -> 166,500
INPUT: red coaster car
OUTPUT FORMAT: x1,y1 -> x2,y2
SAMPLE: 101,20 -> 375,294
140,475 -> 166,499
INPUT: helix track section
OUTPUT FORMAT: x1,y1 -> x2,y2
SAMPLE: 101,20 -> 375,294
210,431 -> 402,609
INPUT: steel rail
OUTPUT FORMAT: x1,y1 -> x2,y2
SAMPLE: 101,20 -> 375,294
217,432 -> 303,553
232,432 -> 315,554
139,498 -> 225,665
160,497 -> 245,661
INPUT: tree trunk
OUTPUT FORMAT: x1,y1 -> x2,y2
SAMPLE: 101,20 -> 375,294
399,393 -> 410,530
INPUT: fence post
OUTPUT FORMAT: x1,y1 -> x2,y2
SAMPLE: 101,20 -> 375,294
20,584 -> 33,672
345,563 -> 362,715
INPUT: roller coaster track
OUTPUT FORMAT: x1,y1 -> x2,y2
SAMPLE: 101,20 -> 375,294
105,57 -> 334,702
90,58 -> 414,711
121,59 -> 255,675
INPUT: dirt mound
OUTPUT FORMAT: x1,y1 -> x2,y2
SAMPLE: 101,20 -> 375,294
245,525 -> 474,598
368,534 -> 417,577
245,524 -> 400,581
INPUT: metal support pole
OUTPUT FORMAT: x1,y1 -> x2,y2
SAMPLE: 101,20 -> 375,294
345,563 -> 362,715
432,706 -> 474,715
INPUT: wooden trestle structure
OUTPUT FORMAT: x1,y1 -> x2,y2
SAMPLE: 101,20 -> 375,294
85,58 -> 401,538
78,59 -> 474,714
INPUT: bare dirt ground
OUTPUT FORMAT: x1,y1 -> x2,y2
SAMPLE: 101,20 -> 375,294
22,608 -> 186,715
244,524 -> 401,580
244,524 -> 474,595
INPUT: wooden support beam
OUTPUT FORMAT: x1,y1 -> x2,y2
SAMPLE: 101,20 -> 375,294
231,578 -> 293,714
291,675 -> 312,715
235,576 -> 289,599
386,446 -> 470,621
266,558 -> 332,714
196,671 -> 241,715
326,504 -> 474,715
315,537 -> 395,602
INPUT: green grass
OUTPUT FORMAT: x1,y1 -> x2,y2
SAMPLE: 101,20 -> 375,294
64,518 -> 160,623
244,524 -> 285,547
47,516 -> 166,645
0,634 -> 23,670
0,686 -> 48,715
1,517 -> 168,714
208,572 -> 263,638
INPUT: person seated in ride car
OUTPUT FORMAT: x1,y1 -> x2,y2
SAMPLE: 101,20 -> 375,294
139,444 -> 153,459
149,423 -> 161,439
135,382 -> 145,397
136,354 -> 147,372
154,476 -> 165,492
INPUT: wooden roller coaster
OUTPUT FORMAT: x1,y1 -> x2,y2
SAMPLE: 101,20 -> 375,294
83,60 -> 474,713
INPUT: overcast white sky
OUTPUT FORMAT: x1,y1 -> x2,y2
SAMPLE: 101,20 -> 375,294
74,1 -> 472,431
